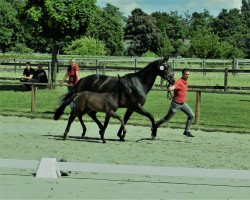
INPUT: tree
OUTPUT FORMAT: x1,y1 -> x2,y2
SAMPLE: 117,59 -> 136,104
190,26 -> 245,58
21,0 -> 97,83
65,36 -> 107,55
190,26 -> 220,58
0,0 -> 18,53
87,4 -> 124,55
212,8 -> 248,57
124,8 -> 161,56
151,11 -> 189,56
241,0 -> 250,57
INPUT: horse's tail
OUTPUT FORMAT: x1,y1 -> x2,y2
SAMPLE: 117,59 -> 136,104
54,89 -> 78,120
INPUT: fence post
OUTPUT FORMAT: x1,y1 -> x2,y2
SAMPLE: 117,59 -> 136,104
95,59 -> 99,74
195,91 -> 201,125
14,59 -> 17,73
172,59 -> 175,70
202,59 -> 206,75
134,58 -> 137,72
102,66 -> 106,75
48,62 -> 51,84
232,58 -> 237,75
224,68 -> 228,91
31,85 -> 36,113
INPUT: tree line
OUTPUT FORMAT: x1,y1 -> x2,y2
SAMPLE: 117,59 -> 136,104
1,0 -> 249,60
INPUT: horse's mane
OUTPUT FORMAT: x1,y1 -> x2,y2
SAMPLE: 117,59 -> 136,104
125,59 -> 162,78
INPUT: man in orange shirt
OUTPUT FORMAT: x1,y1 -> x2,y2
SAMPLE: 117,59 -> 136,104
155,68 -> 195,137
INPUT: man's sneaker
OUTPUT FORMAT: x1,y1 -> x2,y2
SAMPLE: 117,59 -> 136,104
183,131 -> 194,137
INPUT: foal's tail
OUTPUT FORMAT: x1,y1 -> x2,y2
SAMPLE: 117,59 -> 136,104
54,89 -> 78,120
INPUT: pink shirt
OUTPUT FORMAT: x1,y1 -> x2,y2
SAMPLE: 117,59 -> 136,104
173,78 -> 188,103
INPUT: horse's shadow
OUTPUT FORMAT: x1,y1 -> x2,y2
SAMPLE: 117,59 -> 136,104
43,134 -> 190,144
135,137 -> 192,143
43,134 -> 125,143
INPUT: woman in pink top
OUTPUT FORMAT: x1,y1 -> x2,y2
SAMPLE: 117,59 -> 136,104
155,68 -> 195,137
61,58 -> 80,109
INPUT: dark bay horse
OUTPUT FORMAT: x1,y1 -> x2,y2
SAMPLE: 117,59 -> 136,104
54,56 -> 175,140
59,76 -> 131,143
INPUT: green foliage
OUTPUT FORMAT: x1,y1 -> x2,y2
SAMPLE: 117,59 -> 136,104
190,26 -> 246,58
151,11 -> 189,56
142,51 -> 157,57
87,4 -> 124,56
9,43 -> 34,53
211,8 -> 248,57
1,0 -> 249,59
0,0 -> 18,53
21,0 -> 97,40
158,36 -> 175,56
65,36 -> 107,55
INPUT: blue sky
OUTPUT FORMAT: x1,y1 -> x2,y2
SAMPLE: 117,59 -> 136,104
96,0 -> 242,16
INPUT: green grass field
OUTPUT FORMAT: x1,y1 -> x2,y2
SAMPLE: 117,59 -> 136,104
0,85 -> 249,133
1,63 -> 250,133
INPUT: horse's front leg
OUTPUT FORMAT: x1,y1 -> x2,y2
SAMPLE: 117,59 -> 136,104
99,115 -> 110,143
88,111 -> 104,130
63,110 -> 77,140
134,105 -> 157,139
117,109 -> 134,141
109,111 -> 127,141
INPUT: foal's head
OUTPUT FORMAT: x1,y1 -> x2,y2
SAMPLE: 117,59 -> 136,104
157,56 -> 175,85
117,75 -> 132,96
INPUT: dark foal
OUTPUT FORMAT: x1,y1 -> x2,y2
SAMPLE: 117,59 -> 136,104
63,76 -> 131,143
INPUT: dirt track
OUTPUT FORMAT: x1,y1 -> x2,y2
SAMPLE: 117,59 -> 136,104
0,115 -> 250,199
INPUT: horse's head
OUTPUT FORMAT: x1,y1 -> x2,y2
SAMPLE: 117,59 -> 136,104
157,56 -> 175,85
117,75 -> 132,95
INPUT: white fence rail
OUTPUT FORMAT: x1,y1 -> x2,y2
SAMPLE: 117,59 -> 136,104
1,158 -> 250,180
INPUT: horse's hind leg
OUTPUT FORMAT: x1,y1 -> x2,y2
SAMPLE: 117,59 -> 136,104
63,110 -> 77,140
99,115 -> 110,143
88,111 -> 104,130
134,106 -> 157,139
77,113 -> 87,138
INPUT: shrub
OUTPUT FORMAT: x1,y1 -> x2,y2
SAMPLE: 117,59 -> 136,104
65,36 -> 107,56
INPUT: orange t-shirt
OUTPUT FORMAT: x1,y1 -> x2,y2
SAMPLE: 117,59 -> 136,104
173,78 -> 188,103
67,64 -> 79,85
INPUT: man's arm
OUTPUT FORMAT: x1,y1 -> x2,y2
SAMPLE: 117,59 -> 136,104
168,85 -> 175,92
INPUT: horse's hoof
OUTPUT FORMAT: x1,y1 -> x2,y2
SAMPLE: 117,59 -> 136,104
102,140 -> 106,143
119,137 -> 125,142
151,134 -> 156,140
63,136 -> 67,140
117,133 -> 121,138
82,133 -> 86,138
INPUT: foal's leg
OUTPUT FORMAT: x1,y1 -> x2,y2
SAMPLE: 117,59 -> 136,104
117,109 -> 134,141
109,111 -> 127,140
88,111 -> 104,130
63,110 -> 77,140
77,113 -> 87,138
117,109 -> 132,139
99,115 -> 110,143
